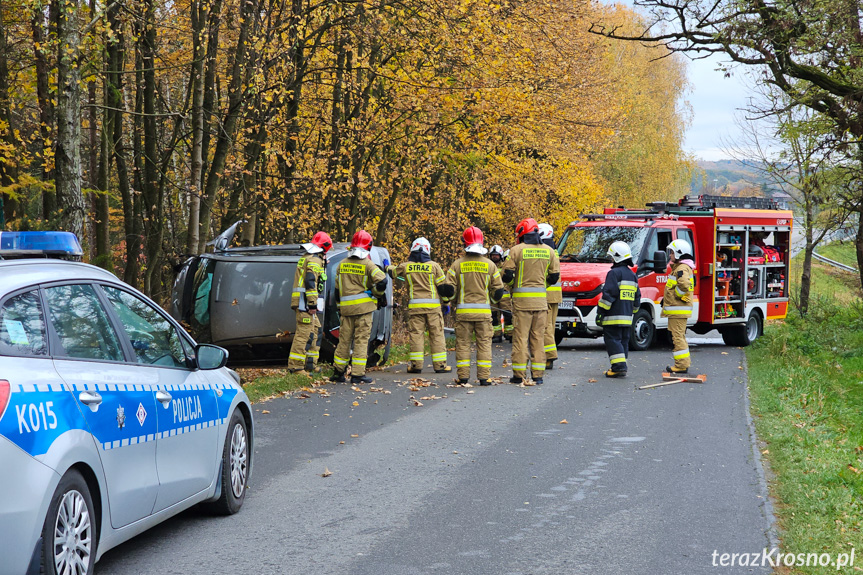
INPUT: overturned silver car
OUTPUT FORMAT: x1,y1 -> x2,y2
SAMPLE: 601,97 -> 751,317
171,230 -> 394,366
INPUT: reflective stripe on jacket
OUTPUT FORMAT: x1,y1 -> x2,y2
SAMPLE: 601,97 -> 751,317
501,243 -> 560,311
291,253 -> 325,311
661,262 -> 694,318
597,264 -> 641,326
337,256 -> 387,316
392,260 -> 447,315
445,255 -> 505,321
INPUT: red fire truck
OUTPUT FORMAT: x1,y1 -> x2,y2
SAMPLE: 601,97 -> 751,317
554,195 -> 793,349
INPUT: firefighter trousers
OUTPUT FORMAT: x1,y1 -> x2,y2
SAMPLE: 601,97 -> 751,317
603,325 -> 630,372
455,319 -> 493,380
333,313 -> 373,377
288,311 -> 320,371
668,316 -> 691,370
408,311 -> 448,371
543,303 -> 559,360
512,309 -> 547,379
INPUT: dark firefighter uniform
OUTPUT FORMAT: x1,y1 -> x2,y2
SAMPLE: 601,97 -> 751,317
662,260 -> 695,371
288,252 -> 326,371
333,256 -> 387,379
596,265 -> 641,375
502,238 -> 560,383
444,255 -> 505,384
391,259 -> 450,373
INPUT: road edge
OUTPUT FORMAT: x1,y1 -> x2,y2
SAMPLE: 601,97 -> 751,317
740,350 -> 781,551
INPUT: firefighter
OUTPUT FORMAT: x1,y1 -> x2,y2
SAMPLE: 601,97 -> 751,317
538,223 -> 561,369
331,230 -> 388,384
662,239 -> 695,374
596,241 -> 641,378
502,218 -> 560,385
389,237 -> 452,374
489,245 -> 512,343
288,231 -> 333,374
443,227 -> 505,386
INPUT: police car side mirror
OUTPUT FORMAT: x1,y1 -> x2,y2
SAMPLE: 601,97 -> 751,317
653,251 -> 668,272
196,344 -> 228,370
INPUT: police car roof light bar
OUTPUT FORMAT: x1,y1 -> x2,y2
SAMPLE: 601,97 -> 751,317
0,231 -> 83,258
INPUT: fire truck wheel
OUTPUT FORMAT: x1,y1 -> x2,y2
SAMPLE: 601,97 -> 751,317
721,310 -> 763,347
629,308 -> 655,351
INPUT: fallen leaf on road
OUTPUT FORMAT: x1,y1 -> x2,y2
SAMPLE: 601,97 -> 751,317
467,390 -> 475,394
420,395 -> 442,401
721,352 -> 729,355
231,298 -> 239,306
413,400 -> 424,406
351,434 -> 359,438
560,419 -> 568,424
352,401 -> 359,407
588,379 -> 597,383
339,441 -> 345,445
322,468 -> 332,477
323,413 -> 330,416
261,410 -> 270,414
275,330 -> 291,339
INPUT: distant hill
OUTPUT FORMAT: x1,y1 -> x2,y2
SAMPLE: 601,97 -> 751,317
691,159 -> 781,197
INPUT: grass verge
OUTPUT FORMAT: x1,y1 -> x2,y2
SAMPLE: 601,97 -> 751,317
748,255 -> 863,572
238,335 -> 457,403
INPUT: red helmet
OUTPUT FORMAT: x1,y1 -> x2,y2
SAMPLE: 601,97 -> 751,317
516,218 -> 539,239
462,226 -> 484,247
350,229 -> 373,251
311,231 -> 333,252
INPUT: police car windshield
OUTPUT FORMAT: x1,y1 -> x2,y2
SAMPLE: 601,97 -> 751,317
558,226 -> 648,263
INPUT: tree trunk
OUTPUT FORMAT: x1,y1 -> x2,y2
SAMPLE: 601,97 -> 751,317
0,0 -> 20,224
55,0 -> 85,239
32,3 -> 55,219
185,0 -> 208,254
197,0 -> 258,253
139,0 -> 162,295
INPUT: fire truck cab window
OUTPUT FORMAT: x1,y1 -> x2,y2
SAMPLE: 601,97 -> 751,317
558,226 -> 649,263
645,228 -> 674,260
677,229 -> 694,253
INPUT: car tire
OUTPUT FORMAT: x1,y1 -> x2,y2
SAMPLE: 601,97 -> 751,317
554,331 -> 564,346
41,469 -> 97,575
209,409 -> 249,515
629,308 -> 655,351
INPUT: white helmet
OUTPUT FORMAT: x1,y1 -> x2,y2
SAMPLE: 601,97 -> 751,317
607,241 -> 632,263
490,244 -> 504,257
538,223 -> 554,241
666,239 -> 692,260
410,237 -> 431,256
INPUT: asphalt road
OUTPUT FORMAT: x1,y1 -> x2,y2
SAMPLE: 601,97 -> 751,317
97,335 -> 775,575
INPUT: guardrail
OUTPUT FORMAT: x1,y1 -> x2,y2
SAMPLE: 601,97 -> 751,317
812,251 -> 859,273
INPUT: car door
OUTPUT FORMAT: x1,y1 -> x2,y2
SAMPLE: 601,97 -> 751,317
43,283 -> 160,529
98,285 -> 220,512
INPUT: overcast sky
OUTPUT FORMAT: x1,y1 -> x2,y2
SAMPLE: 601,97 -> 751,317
683,54 -> 754,162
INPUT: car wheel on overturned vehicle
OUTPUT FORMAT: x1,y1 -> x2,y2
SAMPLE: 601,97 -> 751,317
208,409 -> 249,515
41,469 -> 97,575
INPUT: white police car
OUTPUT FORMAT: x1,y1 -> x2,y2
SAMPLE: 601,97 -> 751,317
0,233 -> 253,575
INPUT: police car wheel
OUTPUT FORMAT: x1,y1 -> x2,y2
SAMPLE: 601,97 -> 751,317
41,469 -> 97,575
211,410 -> 249,515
